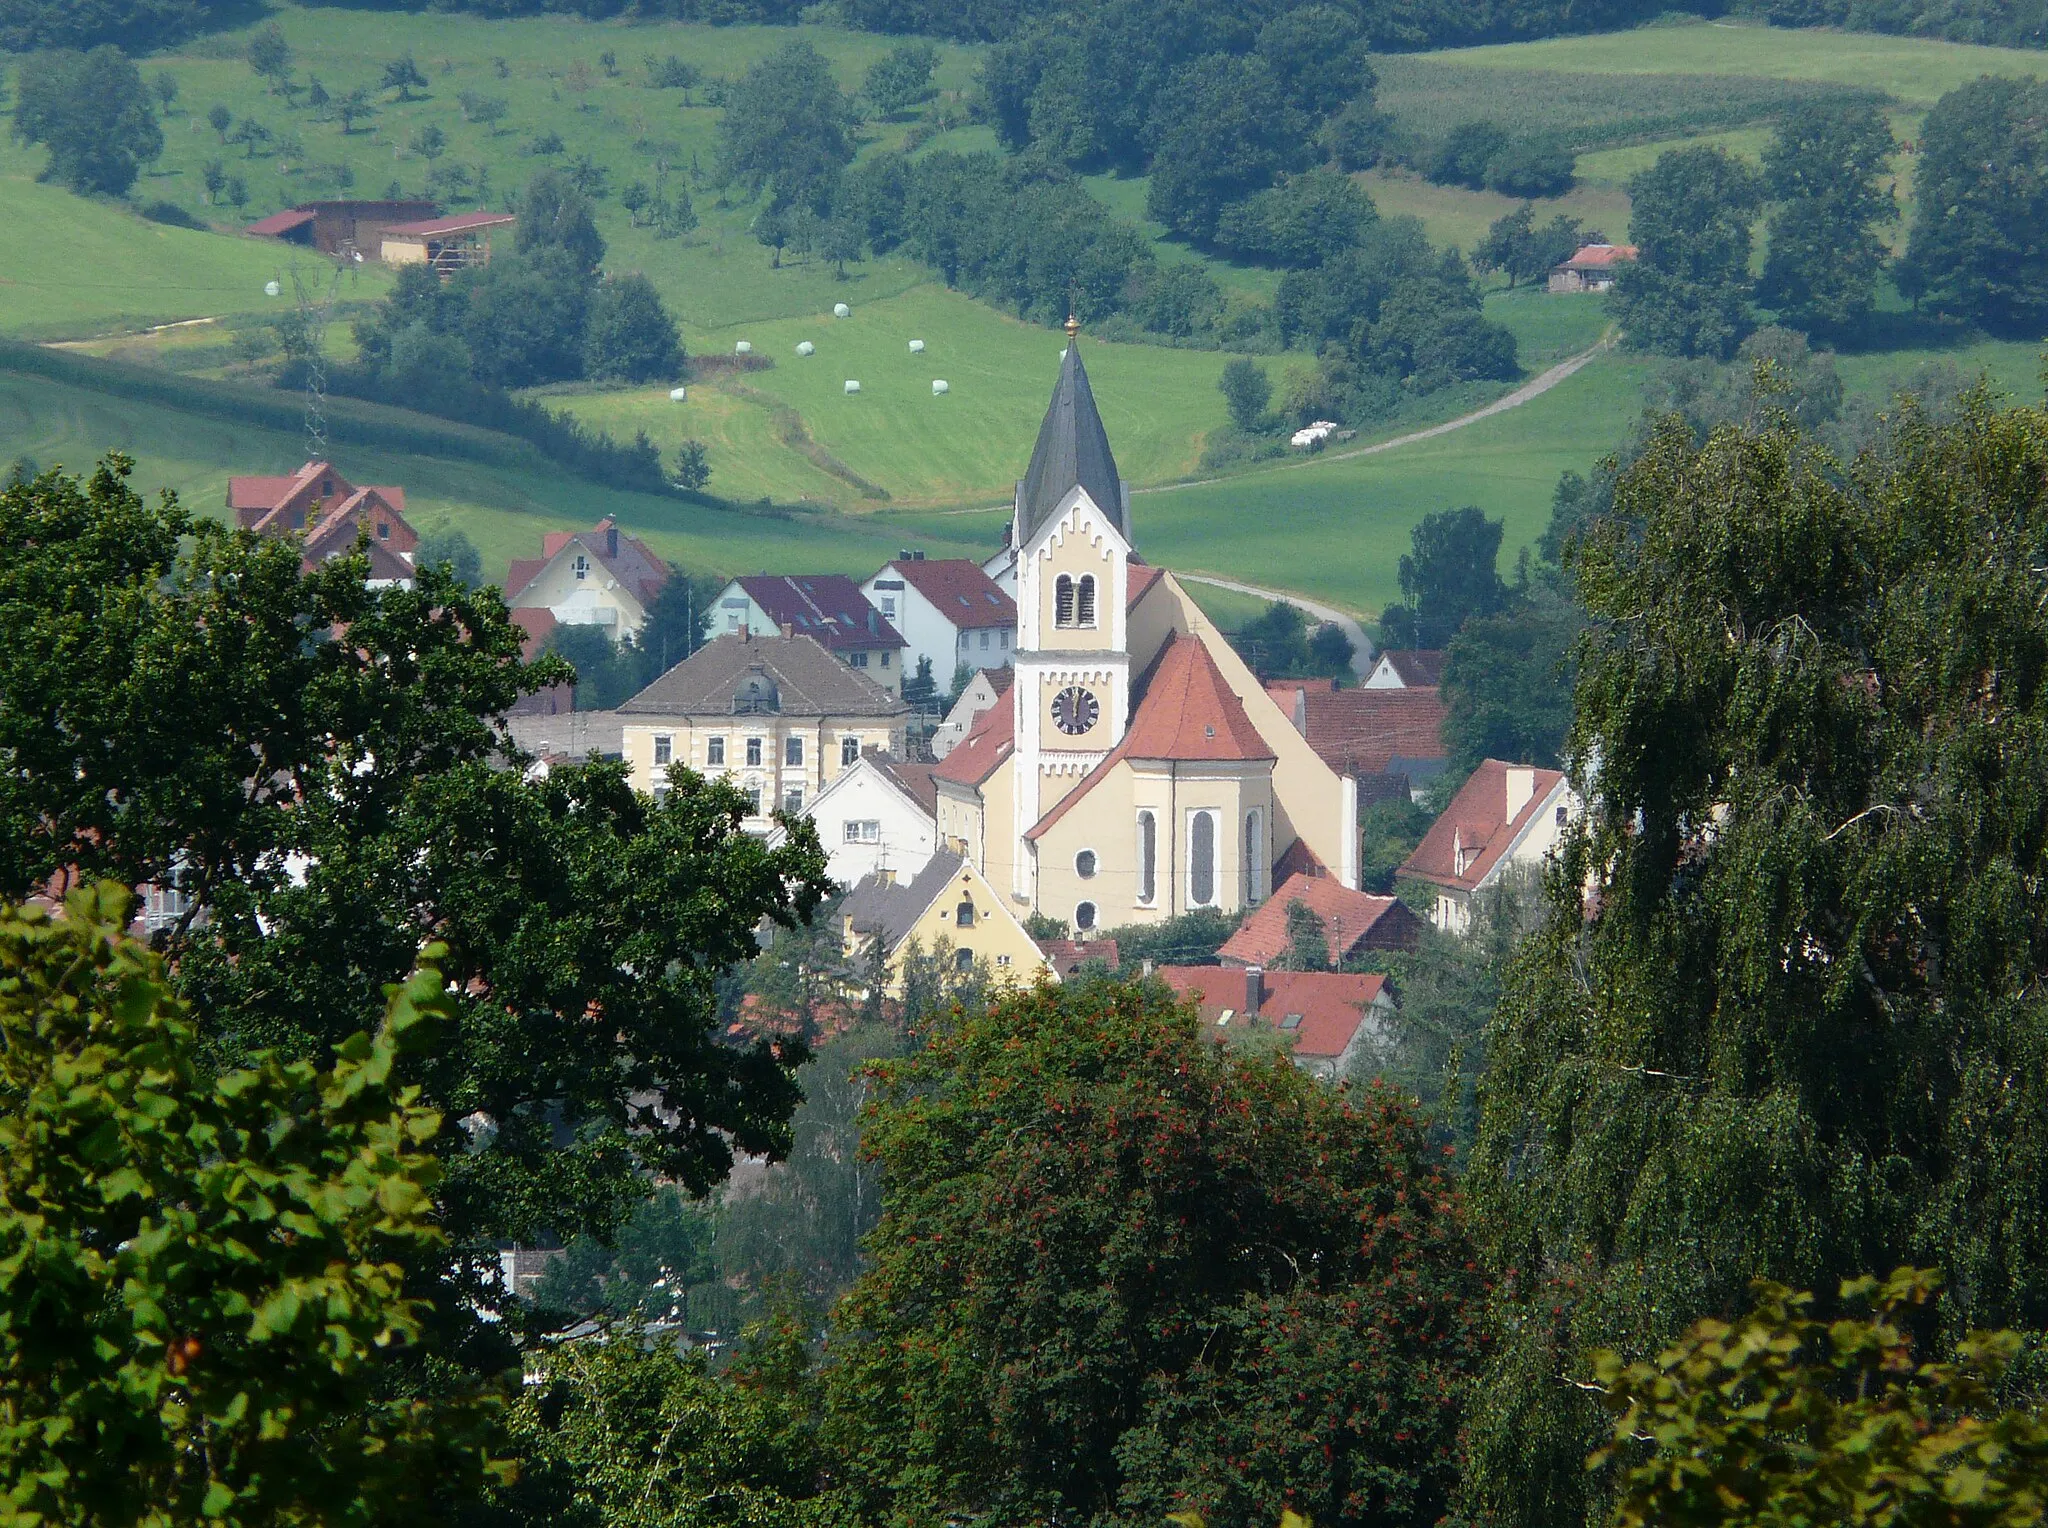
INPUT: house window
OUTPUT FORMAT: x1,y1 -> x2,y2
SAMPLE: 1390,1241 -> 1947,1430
785,736 -> 804,767
996,954 -> 1012,967
959,632 -> 969,649
783,787 -> 803,814
880,597 -> 896,619
978,630 -> 990,650
850,651 -> 870,668
955,900 -> 975,928
845,820 -> 880,843
1055,574 -> 1076,627
746,737 -> 762,767
1075,900 -> 1097,931
376,521 -> 391,540
1001,630 -> 1010,648
744,784 -> 762,815
1136,810 -> 1156,906
954,947 -> 974,972
1244,809 -> 1263,905
1556,803 -> 1569,826
1188,809 -> 1217,907
574,555 -> 589,580
707,736 -> 725,766
1076,575 -> 1097,628
1075,849 -> 1097,879
654,734 -> 672,766
842,736 -> 860,766
881,651 -> 892,668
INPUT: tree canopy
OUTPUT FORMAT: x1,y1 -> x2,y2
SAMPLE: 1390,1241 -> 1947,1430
11,46 -> 163,196
717,40 -> 856,211
1613,145 -> 1764,359
1760,102 -> 1895,338
1901,77 -> 2048,335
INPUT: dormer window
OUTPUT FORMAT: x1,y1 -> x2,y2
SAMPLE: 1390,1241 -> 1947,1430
573,555 -> 590,580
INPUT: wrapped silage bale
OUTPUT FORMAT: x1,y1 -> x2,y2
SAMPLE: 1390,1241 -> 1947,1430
734,340 -> 752,355
833,302 -> 852,318
931,379 -> 949,395
669,386 -> 687,402
844,379 -> 861,394
796,340 -> 815,356
908,339 -> 925,354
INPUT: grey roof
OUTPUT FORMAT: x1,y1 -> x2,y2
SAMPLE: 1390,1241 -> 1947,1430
618,631 -> 909,718
840,850 -> 964,950
1017,342 -> 1124,545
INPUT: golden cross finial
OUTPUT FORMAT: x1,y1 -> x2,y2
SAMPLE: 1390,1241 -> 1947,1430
1064,313 -> 1080,344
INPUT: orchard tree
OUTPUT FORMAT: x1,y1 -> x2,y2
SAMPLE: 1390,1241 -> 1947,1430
1612,145 -> 1764,358
11,46 -> 163,196
246,20 -> 292,95
823,978 -> 1480,1528
716,40 -> 855,211
863,41 -> 938,117
382,53 -> 428,102
1761,102 -> 1896,338
1460,392 -> 2048,1528
1900,77 -> 2048,334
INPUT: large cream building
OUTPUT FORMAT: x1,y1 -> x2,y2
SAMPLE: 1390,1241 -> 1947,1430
936,327 -> 1359,934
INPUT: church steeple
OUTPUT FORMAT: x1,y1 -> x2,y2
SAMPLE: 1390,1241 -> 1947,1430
1016,323 -> 1125,546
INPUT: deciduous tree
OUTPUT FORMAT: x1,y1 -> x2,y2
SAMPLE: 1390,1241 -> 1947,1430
1900,77 -> 2048,335
11,46 -> 163,196
1761,101 -> 1895,338
1613,145 -> 1764,358
717,40 -> 855,211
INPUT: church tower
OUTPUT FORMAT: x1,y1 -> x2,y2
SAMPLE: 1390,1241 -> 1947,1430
1009,320 -> 1133,903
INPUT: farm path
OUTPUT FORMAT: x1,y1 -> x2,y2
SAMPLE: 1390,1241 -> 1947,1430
1138,331 -> 1618,499
1175,573 -> 1376,680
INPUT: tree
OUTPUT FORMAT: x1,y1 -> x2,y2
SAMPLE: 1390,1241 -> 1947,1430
1472,203 -> 1537,287
1900,78 -> 2048,335
0,459 -> 833,1376
1460,393 -> 2048,1528
1377,505 -> 1507,650
1218,356 -> 1271,432
1277,897 -> 1331,971
0,885 -> 496,1525
381,54 -> 428,102
1485,137 -> 1575,198
11,46 -> 163,196
1146,54 -> 1305,245
864,41 -> 938,117
583,272 -> 685,383
414,526 -> 482,588
620,179 -> 650,225
224,175 -> 249,212
247,20 -> 292,94
151,69 -> 177,113
1256,4 -> 1375,120
1214,166 -> 1377,268
408,123 -> 447,162
1761,102 -> 1895,337
717,40 -> 855,211
646,54 -> 700,91
200,157 -> 226,204
1430,120 -> 1509,189
672,440 -> 711,492
516,167 -> 607,272
1613,145 -> 1765,359
1592,1270 -> 2048,1528
207,103 -> 231,142
1440,579 -> 1583,773
900,654 -> 937,710
335,86 -> 370,134
823,978 -> 1480,1528
306,75 -> 328,115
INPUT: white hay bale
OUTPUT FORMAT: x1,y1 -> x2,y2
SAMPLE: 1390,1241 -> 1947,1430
264,280 -> 282,297
908,339 -> 926,354
795,340 -> 815,357
833,302 -> 852,318
668,386 -> 687,402
931,379 -> 949,395
844,379 -> 861,394
734,340 -> 753,355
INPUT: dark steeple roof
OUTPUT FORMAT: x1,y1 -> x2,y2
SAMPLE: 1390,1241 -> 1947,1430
1017,338 -> 1125,544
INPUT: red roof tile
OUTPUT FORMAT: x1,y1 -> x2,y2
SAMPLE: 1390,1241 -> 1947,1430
505,518 -> 667,607
509,607 -> 558,662
1280,686 -> 1447,775
1127,562 -> 1166,608
883,558 -> 1016,629
869,752 -> 941,816
933,697 -> 1013,787
1401,759 -> 1567,892
1561,243 -> 1638,269
1038,938 -> 1119,978
381,211 -> 517,237
1217,872 -> 1422,967
1158,966 -> 1389,1061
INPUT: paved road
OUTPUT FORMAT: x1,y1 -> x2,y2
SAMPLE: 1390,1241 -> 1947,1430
1178,573 -> 1377,681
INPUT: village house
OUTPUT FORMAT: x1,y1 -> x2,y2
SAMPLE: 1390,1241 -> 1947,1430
930,666 -> 1012,759
1362,649 -> 1446,689
703,574 -> 908,696
934,324 -> 1360,936
859,555 -> 1018,691
1216,870 -> 1423,968
1266,679 -> 1449,803
1548,242 -> 1639,294
1399,759 -> 1580,934
837,852 -> 1051,991
504,517 -> 669,649
616,628 -> 908,832
791,750 -> 940,889
1157,964 -> 1396,1081
225,459 -> 418,586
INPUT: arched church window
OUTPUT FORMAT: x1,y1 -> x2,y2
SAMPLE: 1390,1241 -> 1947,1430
1188,810 -> 1216,907
1055,574 -> 1078,628
1076,575 -> 1097,628
1136,811 -> 1157,905
1244,809 -> 1263,904
1075,900 -> 1097,931
956,900 -> 975,928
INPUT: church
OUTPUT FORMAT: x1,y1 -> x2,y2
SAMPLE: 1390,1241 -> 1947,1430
933,323 -> 1360,934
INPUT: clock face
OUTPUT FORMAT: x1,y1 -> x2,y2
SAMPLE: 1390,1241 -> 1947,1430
1051,685 -> 1100,736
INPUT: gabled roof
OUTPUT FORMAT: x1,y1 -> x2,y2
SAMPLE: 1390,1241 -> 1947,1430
506,518 -> 667,609
1373,650 -> 1447,687
619,631 -> 908,718
382,211 -> 517,237
932,695 -> 1014,787
1018,341 -> 1124,545
733,574 -> 905,653
1157,966 -> 1390,1062
1559,242 -> 1638,270
868,751 -> 940,817
508,607 -> 558,662
1277,686 -> 1448,775
841,851 -> 966,951
880,559 -> 1017,630
1127,562 -> 1165,609
1039,938 -> 1119,979
1026,634 -> 1273,842
1401,759 -> 1567,893
226,460 -> 408,530
299,487 -> 411,562
244,208 -> 318,237
1217,872 -> 1421,967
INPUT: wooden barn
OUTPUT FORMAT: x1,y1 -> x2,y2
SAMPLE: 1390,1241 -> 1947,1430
242,199 -> 441,262
377,211 -> 517,275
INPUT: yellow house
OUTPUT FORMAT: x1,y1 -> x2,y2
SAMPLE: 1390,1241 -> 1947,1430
838,852 -> 1051,995
617,629 -> 908,831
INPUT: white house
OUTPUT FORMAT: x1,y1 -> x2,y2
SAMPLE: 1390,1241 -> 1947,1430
791,751 -> 940,888
860,556 -> 1017,693
930,665 -> 1013,759
1362,650 -> 1446,689
1399,759 -> 1580,934
504,518 -> 669,643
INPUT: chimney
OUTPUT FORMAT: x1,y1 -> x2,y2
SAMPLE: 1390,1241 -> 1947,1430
1244,964 -> 1263,1020
1505,765 -> 1536,822
780,621 -> 793,640
605,522 -> 619,558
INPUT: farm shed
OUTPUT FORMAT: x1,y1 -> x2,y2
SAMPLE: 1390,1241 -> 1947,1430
1548,242 -> 1638,293
243,199 -> 440,261
378,211 -> 517,275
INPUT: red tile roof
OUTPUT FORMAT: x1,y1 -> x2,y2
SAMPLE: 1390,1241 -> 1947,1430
869,752 -> 941,816
244,208 -> 318,237
509,607 -> 558,662
381,211 -> 517,237
1272,836 -> 1329,884
504,518 -> 667,608
736,574 -> 905,652
883,558 -> 1016,629
1561,243 -> 1638,269
932,696 -> 1013,787
1127,562 -> 1166,608
1276,686 -> 1447,775
1401,759 -> 1567,892
1217,872 -> 1421,967
1038,938 -> 1119,978
1158,966 -> 1389,1062
1025,634 -> 1273,841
